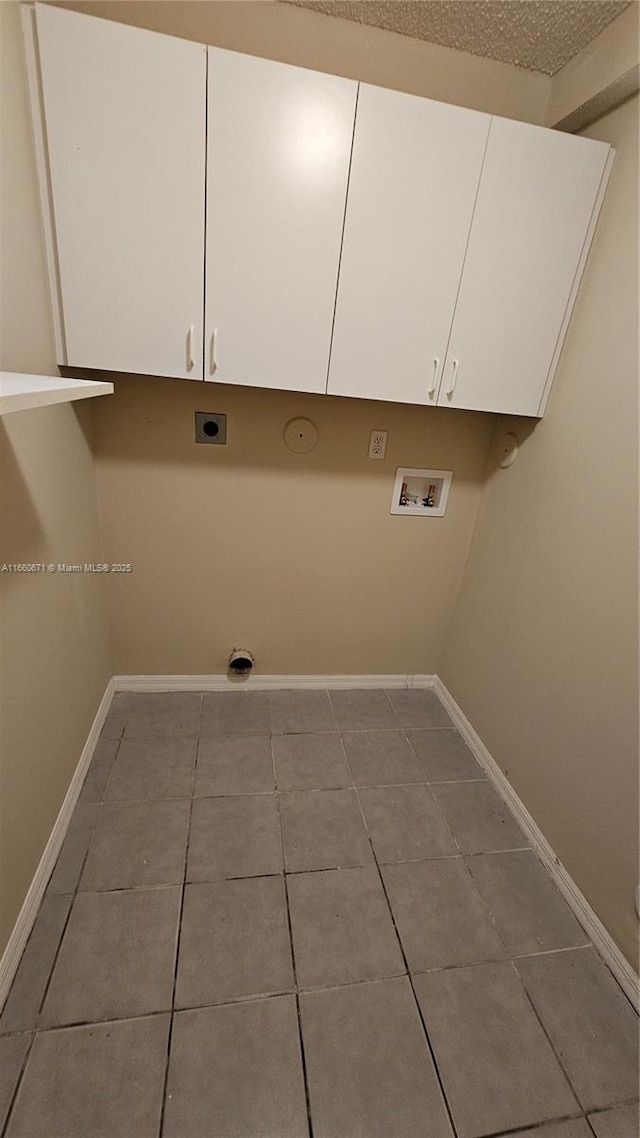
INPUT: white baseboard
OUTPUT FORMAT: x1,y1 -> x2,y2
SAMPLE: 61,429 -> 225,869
433,676 -> 640,1009
0,678 -> 115,1013
114,673 -> 437,692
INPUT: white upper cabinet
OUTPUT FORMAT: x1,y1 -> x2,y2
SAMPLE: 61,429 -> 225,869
205,48 -> 357,392
327,85 -> 491,406
34,3 -> 206,379
438,118 -> 610,415
28,8 -> 612,415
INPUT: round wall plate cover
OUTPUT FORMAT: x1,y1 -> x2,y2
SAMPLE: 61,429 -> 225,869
283,417 -> 319,453
496,432 -> 519,468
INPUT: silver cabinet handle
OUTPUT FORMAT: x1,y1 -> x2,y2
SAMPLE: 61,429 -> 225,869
428,357 -> 440,400
446,358 -> 459,399
186,325 -> 195,372
210,328 -> 218,376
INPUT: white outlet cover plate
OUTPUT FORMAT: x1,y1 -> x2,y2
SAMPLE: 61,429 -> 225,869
368,429 -> 387,459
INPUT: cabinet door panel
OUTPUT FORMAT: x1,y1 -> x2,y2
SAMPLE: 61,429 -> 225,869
439,118 -> 610,415
205,48 -> 356,393
327,85 -> 490,406
35,3 -> 206,379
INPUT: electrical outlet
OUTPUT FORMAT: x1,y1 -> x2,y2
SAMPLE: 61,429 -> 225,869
195,412 -> 227,444
368,429 -> 387,460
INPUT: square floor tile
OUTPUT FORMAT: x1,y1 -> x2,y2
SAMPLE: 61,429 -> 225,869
414,961 -> 577,1138
164,998 -> 308,1138
46,804 -> 98,894
194,735 -> 273,796
0,1034 -> 31,1132
273,733 -> 351,791
80,800 -> 190,890
516,948 -> 639,1112
40,887 -> 180,1027
433,781 -> 527,853
0,895 -> 72,1034
104,736 -> 196,800
77,737 -> 120,804
467,850 -> 588,956
407,729 -> 482,782
330,689 -> 399,731
383,858 -> 505,971
200,690 -> 271,736
301,977 -> 452,1138
358,784 -> 458,862
176,877 -> 293,1007
5,1016 -> 169,1138
269,690 -> 335,734
588,1104 -> 640,1138
187,795 -> 282,881
342,731 -> 424,787
288,867 -> 404,989
280,789 -> 373,872
122,692 -> 201,739
386,689 -> 453,728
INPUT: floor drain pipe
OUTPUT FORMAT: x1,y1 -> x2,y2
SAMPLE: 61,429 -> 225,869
228,648 -> 254,677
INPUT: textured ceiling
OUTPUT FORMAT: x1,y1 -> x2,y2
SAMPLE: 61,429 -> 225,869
286,1 -> 631,75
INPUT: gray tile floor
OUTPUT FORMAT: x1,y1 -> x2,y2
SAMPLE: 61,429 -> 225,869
1,688 -> 638,1137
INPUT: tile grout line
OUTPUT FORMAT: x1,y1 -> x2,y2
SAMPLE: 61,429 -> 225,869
396,692 -> 599,1120
471,1110 -> 590,1138
398,717 -> 483,863
413,746 -> 465,859
506,955 -> 587,1115
1,1008 -> 175,1037
509,943 -> 593,961
157,693 -> 202,1138
0,942 -> 606,1043
7,984 -> 640,1054
66,776 -> 493,808
457,852 -> 513,959
43,743 -> 119,997
0,1031 -> 33,1138
329,691 -> 462,1136
408,942 -> 595,979
1,724 -> 126,1137
347,760 -> 461,1138
584,1099 -> 640,1125
270,732 -> 315,1138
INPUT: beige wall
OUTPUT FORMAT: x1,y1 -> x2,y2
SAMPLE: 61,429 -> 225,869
442,95 -> 639,969
93,378 -> 492,675
0,1 -> 111,952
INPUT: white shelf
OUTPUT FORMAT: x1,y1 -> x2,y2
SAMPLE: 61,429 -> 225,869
0,372 -> 114,416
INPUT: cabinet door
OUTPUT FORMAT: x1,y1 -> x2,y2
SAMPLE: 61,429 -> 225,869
35,3 -> 206,379
205,48 -> 357,392
438,118 -> 610,415
327,85 -> 490,406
